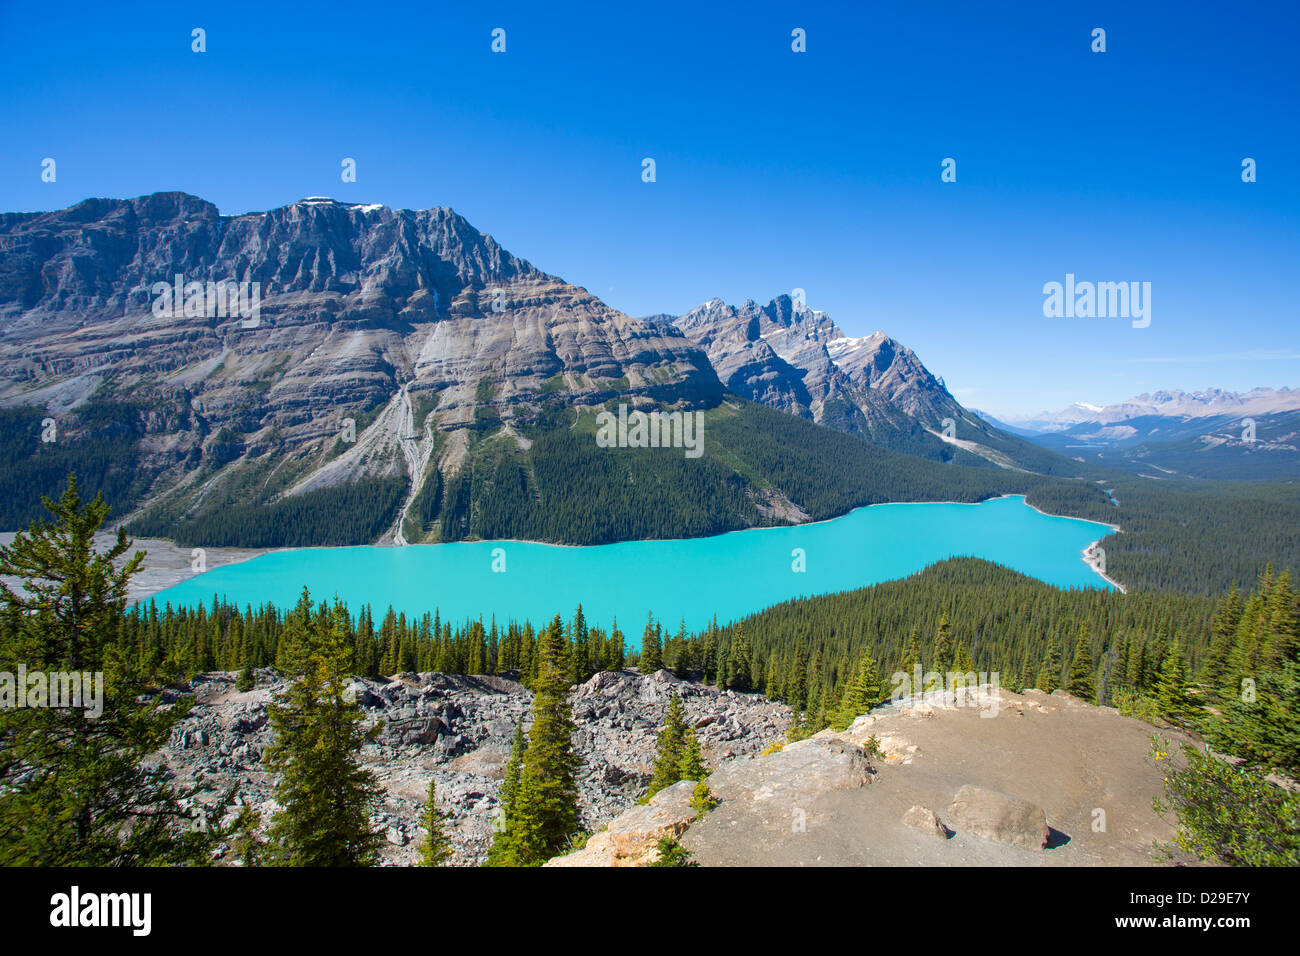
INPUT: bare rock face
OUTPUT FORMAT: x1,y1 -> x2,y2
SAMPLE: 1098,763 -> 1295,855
702,736 -> 875,831
946,784 -> 1051,850
667,294 -> 961,436
545,779 -> 699,867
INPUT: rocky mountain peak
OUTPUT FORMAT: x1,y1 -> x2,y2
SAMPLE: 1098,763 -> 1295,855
668,294 -> 959,430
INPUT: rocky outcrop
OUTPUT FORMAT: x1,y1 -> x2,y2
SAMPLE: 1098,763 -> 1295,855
155,667 -> 788,866
545,779 -> 700,867
705,736 -> 876,821
545,734 -> 880,867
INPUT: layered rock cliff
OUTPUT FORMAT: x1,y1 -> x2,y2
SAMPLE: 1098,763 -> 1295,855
0,193 -> 724,535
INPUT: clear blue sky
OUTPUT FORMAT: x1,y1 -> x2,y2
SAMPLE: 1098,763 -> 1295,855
2,0 -> 1296,416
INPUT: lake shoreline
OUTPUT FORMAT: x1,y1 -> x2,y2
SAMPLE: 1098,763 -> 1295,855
2,492 -> 1122,610
124,496 -> 1121,629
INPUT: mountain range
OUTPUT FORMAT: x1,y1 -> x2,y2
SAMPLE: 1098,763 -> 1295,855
0,192 -> 1114,544
974,388 -> 1300,480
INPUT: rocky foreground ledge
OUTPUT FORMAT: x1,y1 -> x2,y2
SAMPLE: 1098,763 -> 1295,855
550,688 -> 1204,867
157,668 -> 788,865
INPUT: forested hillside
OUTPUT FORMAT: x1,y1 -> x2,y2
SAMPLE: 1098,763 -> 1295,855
1091,477 -> 1300,594
6,393 -> 1298,597
0,401 -> 161,528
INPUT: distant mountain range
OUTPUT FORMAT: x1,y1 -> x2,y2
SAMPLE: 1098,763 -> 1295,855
973,388 -> 1300,480
987,388 -> 1300,432
0,192 -> 1098,544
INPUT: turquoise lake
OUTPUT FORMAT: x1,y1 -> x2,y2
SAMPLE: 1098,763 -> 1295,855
146,495 -> 1116,631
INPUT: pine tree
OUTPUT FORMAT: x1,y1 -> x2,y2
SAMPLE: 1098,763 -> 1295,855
1262,569 -> 1298,665
1209,575 -> 1299,775
764,656 -> 780,699
678,728 -> 707,782
567,604 -> 588,684
0,475 -> 228,865
832,653 -> 884,730
1036,639 -> 1062,693
506,615 -> 583,864
932,617 -> 954,674
728,622 -> 752,691
702,620 -> 718,684
1066,629 -> 1097,701
647,692 -> 688,798
264,599 -> 383,866
418,778 -> 453,866
605,619 -> 626,671
1154,639 -> 1197,727
1200,585 -> 1243,691
952,641 -> 975,675
640,613 -> 663,673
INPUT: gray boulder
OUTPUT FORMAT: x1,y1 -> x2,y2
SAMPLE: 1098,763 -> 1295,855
947,785 -> 1049,850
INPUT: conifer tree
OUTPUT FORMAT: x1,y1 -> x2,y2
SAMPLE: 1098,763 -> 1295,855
897,628 -> 923,697
702,621 -> 718,684
506,616 -> 582,864
567,604 -> 589,684
1066,630 -> 1097,701
647,692 -> 688,798
640,613 -> 663,673
764,656 -> 781,699
932,617 -> 954,674
264,599 -> 383,866
1036,639 -> 1062,693
605,619 -> 626,671
1200,585 -> 1243,691
418,778 -> 453,866
678,728 -> 707,782
1008,648 -> 1030,693
728,622 -> 752,691
832,653 -> 884,730
952,641 -> 975,675
1262,569 -> 1297,665
1154,639 -> 1197,727
0,475 -> 225,865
